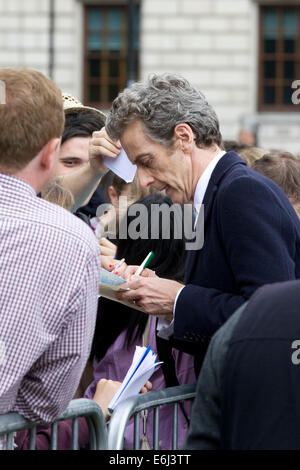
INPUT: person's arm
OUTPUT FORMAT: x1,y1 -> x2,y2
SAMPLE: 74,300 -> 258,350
116,275 -> 183,323
58,127 -> 121,212
15,379 -> 152,450
14,379 -> 122,450
12,254 -> 99,424
58,164 -> 105,212
174,176 -> 299,343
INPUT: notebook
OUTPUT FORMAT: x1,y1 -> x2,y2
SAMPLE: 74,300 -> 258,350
99,268 -> 144,312
108,345 -> 162,413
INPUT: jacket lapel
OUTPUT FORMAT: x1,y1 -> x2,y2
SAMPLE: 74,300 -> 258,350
184,152 -> 246,282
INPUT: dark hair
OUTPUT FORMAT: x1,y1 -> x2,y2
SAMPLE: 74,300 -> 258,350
99,170 -> 129,204
61,111 -> 105,145
62,111 -> 106,218
252,151 -> 300,202
90,194 -> 187,362
222,140 -> 250,153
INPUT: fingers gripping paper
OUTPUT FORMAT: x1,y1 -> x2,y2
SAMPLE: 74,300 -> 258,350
108,345 -> 162,413
99,268 -> 144,312
103,148 -> 137,183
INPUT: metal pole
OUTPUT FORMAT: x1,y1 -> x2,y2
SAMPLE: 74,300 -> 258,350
49,0 -> 55,79
127,0 -> 135,87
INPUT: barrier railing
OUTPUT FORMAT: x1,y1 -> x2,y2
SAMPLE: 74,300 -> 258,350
0,398 -> 107,450
107,384 -> 197,450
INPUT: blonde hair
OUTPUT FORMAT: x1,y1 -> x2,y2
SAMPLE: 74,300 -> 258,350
238,147 -> 267,167
252,151 -> 300,203
41,179 -> 74,211
0,67 -> 64,172
113,174 -> 157,203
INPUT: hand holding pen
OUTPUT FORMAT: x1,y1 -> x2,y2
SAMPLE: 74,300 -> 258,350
121,251 -> 157,281
115,250 -> 182,319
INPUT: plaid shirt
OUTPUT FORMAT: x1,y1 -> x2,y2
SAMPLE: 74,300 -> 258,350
0,174 -> 100,449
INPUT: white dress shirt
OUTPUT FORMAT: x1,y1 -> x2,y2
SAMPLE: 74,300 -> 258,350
157,150 -> 226,339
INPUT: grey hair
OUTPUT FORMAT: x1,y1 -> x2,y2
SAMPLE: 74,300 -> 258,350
106,73 -> 222,148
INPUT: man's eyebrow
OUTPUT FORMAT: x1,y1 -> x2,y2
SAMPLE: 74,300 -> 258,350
59,156 -> 82,160
133,153 -> 151,164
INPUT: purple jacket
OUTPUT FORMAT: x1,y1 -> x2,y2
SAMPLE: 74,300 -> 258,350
84,316 -> 196,450
15,417 -> 89,450
15,317 -> 195,450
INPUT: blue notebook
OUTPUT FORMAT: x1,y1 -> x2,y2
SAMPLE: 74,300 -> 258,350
108,345 -> 162,413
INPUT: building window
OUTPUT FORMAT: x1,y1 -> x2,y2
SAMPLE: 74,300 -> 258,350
258,5 -> 300,111
84,2 -> 139,109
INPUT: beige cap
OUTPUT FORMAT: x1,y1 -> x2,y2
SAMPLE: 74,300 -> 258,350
62,93 -> 106,122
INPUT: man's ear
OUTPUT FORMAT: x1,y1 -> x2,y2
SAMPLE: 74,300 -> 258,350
39,138 -> 61,171
173,123 -> 194,152
108,185 -> 119,206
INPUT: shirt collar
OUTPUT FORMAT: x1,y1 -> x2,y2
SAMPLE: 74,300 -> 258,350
0,173 -> 36,198
193,150 -> 226,218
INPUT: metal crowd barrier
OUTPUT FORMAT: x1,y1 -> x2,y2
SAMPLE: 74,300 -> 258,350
107,384 -> 197,450
0,398 -> 107,450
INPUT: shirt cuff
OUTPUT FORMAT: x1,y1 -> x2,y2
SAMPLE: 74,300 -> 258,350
173,285 -> 185,315
157,318 -> 174,340
156,285 -> 185,340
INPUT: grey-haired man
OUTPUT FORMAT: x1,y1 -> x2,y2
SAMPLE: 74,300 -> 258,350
106,73 -> 300,374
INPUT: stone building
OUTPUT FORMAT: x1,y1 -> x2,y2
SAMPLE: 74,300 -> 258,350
0,0 -> 299,153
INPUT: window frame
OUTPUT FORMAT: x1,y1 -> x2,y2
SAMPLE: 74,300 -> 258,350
258,3 -> 300,112
83,1 -> 140,109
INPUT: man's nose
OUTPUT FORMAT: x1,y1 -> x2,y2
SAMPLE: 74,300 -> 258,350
137,168 -> 155,188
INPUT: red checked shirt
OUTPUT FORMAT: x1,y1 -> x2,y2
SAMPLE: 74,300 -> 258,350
0,174 -> 100,449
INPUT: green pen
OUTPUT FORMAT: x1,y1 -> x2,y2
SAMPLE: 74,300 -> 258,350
134,251 -> 155,276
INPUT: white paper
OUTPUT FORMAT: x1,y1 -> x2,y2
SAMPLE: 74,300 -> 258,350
103,148 -> 137,183
98,268 -> 145,311
108,345 -> 162,412
99,267 -> 127,287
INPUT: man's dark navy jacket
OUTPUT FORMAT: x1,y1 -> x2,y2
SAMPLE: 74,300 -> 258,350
173,151 -> 300,363
222,279 -> 300,449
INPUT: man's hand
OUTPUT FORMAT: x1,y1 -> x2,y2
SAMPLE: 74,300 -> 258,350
89,127 -> 121,174
116,275 -> 184,320
121,265 -> 158,281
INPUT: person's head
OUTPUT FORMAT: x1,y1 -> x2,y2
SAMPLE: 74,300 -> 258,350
100,171 -> 156,206
0,67 -> 64,189
91,193 -> 187,361
116,193 -> 186,280
54,99 -> 106,175
41,178 -> 75,211
252,151 -> 300,217
106,73 -> 222,204
99,170 -> 158,238
238,147 -> 266,167
222,140 -> 249,154
222,140 -> 266,167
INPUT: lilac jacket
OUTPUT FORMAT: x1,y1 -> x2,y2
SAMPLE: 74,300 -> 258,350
15,318 -> 195,450
84,316 -> 196,450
